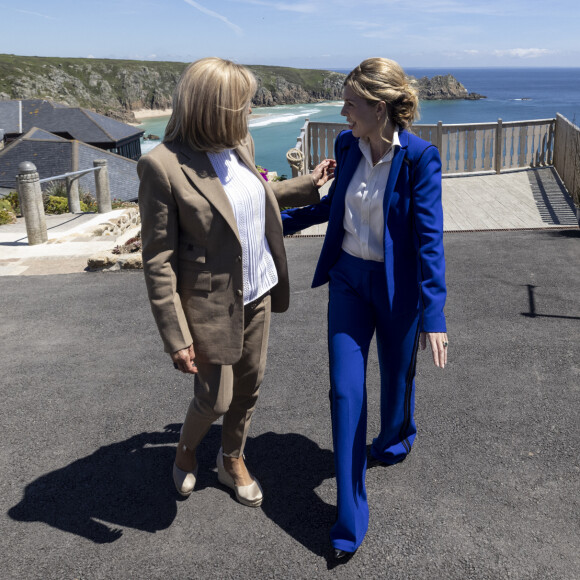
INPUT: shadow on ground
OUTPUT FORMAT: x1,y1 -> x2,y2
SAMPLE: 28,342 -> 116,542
8,423 -> 337,555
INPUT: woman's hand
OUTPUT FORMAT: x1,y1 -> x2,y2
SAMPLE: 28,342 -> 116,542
171,344 -> 198,374
420,332 -> 448,369
311,159 -> 337,188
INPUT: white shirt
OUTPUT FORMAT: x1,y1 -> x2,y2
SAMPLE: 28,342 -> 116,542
208,149 -> 278,305
342,130 -> 401,262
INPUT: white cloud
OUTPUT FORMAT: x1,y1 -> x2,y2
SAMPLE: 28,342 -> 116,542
14,8 -> 56,19
183,0 -> 243,36
493,48 -> 553,59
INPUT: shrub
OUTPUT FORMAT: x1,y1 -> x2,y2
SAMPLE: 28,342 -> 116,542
0,198 -> 12,212
44,195 -> 89,214
0,207 -> 16,225
80,192 -> 98,212
3,191 -> 20,215
43,180 -> 68,198
111,198 -> 138,209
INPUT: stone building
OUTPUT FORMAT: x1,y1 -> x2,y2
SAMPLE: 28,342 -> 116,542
0,128 -> 139,202
0,100 -> 143,200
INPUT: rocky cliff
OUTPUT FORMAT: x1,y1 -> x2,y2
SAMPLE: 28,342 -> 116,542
414,73 -> 485,100
0,54 -> 484,122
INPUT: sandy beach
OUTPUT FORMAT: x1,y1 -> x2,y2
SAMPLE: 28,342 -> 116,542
132,108 -> 173,121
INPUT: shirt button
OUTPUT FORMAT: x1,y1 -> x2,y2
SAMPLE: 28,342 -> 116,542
236,289 -> 243,297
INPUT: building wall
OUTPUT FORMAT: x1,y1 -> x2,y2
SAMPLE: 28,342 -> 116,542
0,141 -> 72,190
77,144 -> 139,202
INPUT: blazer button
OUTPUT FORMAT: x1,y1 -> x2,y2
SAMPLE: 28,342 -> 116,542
236,289 -> 243,297
236,255 -> 242,262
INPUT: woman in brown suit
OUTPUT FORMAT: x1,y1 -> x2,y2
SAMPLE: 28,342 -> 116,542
137,57 -> 334,507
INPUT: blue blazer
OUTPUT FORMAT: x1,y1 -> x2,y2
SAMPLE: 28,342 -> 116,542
282,129 -> 446,332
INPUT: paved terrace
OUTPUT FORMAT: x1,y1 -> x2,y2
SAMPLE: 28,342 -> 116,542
297,167 -> 577,236
0,227 -> 578,579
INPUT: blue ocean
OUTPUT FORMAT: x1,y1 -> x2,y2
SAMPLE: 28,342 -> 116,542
140,67 -> 580,176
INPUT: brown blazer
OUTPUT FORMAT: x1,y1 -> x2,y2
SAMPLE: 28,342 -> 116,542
137,135 -> 320,365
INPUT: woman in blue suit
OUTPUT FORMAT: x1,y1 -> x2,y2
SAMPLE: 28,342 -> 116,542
282,58 -> 448,559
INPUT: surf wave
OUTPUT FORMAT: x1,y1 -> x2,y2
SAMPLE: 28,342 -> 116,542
249,109 -> 321,128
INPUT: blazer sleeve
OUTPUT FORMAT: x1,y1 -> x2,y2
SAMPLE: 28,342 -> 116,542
411,145 -> 447,332
243,132 -> 321,208
280,130 -> 351,235
137,154 -> 193,354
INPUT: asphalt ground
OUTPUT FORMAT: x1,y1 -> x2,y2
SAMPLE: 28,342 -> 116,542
0,230 -> 579,580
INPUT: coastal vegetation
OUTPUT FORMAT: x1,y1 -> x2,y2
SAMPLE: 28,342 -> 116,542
0,182 -> 136,222
0,53 -> 483,123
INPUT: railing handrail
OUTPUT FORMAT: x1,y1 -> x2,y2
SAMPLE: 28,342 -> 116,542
38,166 -> 101,184
294,117 -> 558,177
553,113 -> 580,208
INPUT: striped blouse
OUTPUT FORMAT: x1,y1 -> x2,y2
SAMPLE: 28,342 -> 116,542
207,149 -> 278,305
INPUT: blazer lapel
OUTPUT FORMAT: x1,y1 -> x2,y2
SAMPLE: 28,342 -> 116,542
382,130 -> 409,308
383,131 -> 408,214
328,140 -> 362,225
177,144 -> 240,242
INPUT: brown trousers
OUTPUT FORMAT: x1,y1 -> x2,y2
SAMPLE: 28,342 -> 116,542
180,294 -> 271,458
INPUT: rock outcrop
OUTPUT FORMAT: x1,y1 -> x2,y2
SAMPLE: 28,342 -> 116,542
414,74 -> 485,100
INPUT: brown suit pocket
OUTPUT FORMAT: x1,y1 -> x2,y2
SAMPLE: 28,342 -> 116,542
179,242 -> 206,264
178,267 -> 212,292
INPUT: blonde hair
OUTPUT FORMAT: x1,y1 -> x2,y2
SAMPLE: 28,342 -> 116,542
164,57 -> 257,152
344,58 -> 420,131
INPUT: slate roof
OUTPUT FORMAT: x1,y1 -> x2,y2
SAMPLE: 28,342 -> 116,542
3,100 -> 143,145
25,128 -> 69,142
0,101 -> 22,134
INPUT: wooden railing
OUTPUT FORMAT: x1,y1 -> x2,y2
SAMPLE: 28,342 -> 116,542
553,113 -> 580,207
289,118 -> 557,177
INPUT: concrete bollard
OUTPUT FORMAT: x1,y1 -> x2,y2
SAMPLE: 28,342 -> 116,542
94,160 -> 112,213
66,176 -> 81,214
16,161 -> 48,245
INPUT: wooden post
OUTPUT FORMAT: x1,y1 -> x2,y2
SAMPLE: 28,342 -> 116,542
494,118 -> 503,174
16,162 -> 48,245
436,121 -> 443,152
94,160 -> 112,213
66,176 -> 81,213
304,119 -> 310,174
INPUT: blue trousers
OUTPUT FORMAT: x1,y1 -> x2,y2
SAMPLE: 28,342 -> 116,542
328,251 -> 421,552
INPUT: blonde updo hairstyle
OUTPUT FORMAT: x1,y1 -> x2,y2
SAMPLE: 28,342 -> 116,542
344,58 -> 419,136
164,57 -> 257,152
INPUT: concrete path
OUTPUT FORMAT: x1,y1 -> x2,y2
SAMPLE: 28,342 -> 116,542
0,230 -> 578,579
0,210 -> 139,276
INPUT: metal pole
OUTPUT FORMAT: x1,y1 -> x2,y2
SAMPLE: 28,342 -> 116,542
93,159 -> 112,213
16,161 -> 48,245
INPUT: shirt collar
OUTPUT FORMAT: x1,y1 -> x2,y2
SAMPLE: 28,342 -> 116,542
358,128 -> 400,166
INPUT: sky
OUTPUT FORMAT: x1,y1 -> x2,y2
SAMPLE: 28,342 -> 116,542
0,0 -> 579,69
